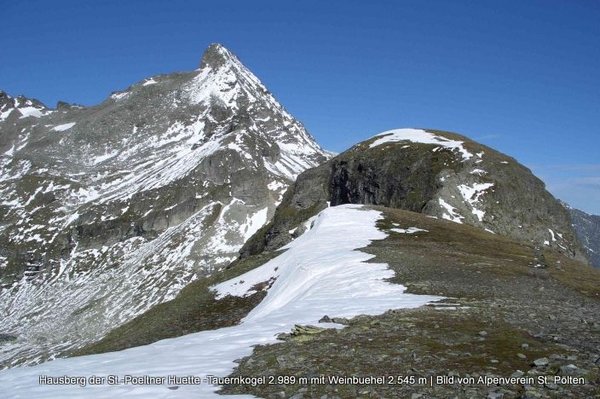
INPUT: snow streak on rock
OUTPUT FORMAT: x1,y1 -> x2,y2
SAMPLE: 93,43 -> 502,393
390,226 -> 429,234
457,182 -> 494,222
0,44 -> 328,367
439,198 -> 464,224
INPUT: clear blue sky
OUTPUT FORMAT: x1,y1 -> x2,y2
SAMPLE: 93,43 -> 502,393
1,0 -> 599,214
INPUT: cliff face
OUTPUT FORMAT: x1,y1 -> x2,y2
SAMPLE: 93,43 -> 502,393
242,128 -> 583,262
568,206 -> 600,268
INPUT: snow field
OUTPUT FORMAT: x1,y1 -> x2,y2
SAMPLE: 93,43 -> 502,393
0,205 -> 441,398
369,128 -> 473,161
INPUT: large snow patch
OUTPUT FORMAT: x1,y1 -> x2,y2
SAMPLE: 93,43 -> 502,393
369,128 -> 473,161
0,205 -> 441,398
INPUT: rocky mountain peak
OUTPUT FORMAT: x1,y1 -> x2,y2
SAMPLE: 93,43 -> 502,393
241,128 -> 586,264
184,44 -> 326,179
0,91 -> 10,109
199,43 -> 237,70
56,100 -> 83,110
0,46 -> 329,367
0,91 -> 49,123
189,43 -> 271,108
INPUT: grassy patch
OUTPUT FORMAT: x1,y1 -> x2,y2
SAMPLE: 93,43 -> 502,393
220,206 -> 600,398
369,207 -> 600,298
221,307 -> 572,398
545,252 -> 600,299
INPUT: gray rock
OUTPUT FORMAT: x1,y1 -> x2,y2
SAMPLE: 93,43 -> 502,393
330,317 -> 350,325
242,128 -> 586,264
521,388 -> 542,399
0,334 -> 17,344
544,382 -> 559,390
276,333 -> 291,341
0,43 -> 329,367
291,325 -> 327,337
566,205 -> 600,268
487,390 -> 504,399
559,364 -> 579,375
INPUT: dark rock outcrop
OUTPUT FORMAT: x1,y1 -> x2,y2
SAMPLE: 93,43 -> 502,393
242,129 -> 584,263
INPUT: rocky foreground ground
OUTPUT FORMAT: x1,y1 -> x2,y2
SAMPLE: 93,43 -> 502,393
220,207 -> 600,399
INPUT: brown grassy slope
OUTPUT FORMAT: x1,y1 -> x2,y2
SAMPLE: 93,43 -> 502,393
221,206 -> 600,398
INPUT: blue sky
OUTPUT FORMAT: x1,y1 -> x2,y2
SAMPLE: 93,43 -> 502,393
1,1 -> 599,213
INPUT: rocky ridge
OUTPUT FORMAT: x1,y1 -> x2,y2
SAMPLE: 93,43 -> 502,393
0,43 -> 328,367
216,129 -> 599,398
1,42 -> 598,399
241,128 -> 585,265
71,128 -> 599,399
222,207 -> 600,399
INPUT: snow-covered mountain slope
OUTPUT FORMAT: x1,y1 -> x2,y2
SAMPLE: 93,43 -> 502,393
0,205 -> 440,398
0,44 -> 328,367
566,205 -> 600,268
241,128 -> 585,263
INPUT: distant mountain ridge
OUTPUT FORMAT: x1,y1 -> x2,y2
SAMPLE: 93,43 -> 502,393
0,43 -> 328,367
565,205 -> 600,268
